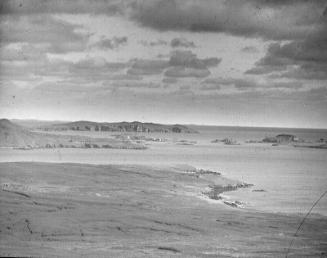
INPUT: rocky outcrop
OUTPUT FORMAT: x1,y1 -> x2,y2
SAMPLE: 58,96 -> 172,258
211,138 -> 240,145
262,134 -> 298,144
203,182 -> 253,201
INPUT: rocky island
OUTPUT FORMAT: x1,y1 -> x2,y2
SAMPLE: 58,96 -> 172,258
38,120 -> 198,133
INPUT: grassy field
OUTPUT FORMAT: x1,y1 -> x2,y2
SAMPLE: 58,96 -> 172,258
0,162 -> 326,257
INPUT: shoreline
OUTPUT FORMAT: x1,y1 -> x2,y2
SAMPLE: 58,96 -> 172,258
1,158 -> 327,218
1,162 -> 326,257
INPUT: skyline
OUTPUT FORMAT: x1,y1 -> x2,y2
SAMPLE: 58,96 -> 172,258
0,0 -> 327,128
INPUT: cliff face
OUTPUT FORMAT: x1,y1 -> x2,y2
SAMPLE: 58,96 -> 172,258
41,121 -> 198,133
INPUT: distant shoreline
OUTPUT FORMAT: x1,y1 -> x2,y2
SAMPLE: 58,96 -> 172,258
9,118 -> 327,131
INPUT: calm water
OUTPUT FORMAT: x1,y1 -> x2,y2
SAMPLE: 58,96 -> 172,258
1,126 -> 327,216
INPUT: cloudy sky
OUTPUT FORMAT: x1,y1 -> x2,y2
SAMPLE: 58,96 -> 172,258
0,0 -> 326,128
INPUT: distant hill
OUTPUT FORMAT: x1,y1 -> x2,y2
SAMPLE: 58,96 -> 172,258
40,121 -> 198,133
0,119 -> 146,149
11,119 -> 69,128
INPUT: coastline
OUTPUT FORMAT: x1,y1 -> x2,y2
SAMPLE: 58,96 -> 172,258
1,162 -> 326,257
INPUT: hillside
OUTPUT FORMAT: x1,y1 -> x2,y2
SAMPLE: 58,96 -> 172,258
0,119 -> 56,148
0,119 -> 145,149
40,120 -> 198,133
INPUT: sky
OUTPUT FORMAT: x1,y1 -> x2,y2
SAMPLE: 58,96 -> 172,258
0,0 -> 326,128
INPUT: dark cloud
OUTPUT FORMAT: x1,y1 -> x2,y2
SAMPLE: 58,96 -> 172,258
200,78 -> 230,90
202,58 -> 221,67
0,15 -> 89,53
93,36 -> 127,49
107,81 -> 160,89
169,50 -> 206,69
246,66 -> 285,75
0,0 -> 123,15
170,38 -> 196,48
241,46 -> 259,53
139,39 -> 167,47
130,0 -> 326,40
246,15 -> 327,80
281,66 -> 327,80
2,0 -> 326,42
0,44 -> 221,83
125,50 -> 221,78
169,50 -> 220,68
164,50 -> 220,78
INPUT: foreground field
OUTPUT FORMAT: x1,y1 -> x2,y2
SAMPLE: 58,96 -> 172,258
0,162 -> 326,257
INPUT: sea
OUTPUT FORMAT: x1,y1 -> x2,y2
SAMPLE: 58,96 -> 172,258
1,125 -> 326,216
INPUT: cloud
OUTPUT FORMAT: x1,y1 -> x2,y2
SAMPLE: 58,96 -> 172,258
0,46 -> 132,86
109,74 -> 142,81
127,59 -> 169,75
129,0 -> 326,40
202,57 -> 222,67
171,38 -> 196,48
169,50 -> 206,69
162,77 -> 178,84
0,45 -> 222,84
272,81 -> 303,89
71,57 -> 126,72
0,47 -> 27,62
126,51 -> 221,78
163,50 -> 220,78
62,57 -> 128,83
0,0 -> 124,15
304,86 -> 327,102
169,50 -> 221,68
0,44 -> 55,83
139,39 -> 167,47
93,36 -> 127,49
199,77 -> 303,91
201,84 -> 221,91
246,16 -> 327,80
106,81 -> 160,89
200,78 -> 229,91
0,14 -> 89,53
2,0 -> 325,42
241,46 -> 259,53
165,67 -> 210,78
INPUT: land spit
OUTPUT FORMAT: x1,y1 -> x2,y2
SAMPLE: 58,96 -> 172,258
0,162 -> 326,257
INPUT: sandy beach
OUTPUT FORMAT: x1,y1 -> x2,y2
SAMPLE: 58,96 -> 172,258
1,162 -> 326,257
